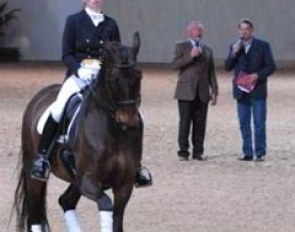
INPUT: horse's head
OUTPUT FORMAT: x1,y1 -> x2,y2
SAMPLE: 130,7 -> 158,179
98,32 -> 142,128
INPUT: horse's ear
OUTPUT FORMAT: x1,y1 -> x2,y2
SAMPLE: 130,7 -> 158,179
131,31 -> 140,61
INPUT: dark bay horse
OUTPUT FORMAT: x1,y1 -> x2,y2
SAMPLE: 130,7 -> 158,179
13,32 -> 143,232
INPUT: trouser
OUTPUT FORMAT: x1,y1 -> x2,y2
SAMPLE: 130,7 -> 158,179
177,95 -> 208,156
51,75 -> 90,123
237,97 -> 267,157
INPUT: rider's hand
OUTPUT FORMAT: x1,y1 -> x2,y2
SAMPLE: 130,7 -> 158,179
77,67 -> 96,82
77,61 -> 101,82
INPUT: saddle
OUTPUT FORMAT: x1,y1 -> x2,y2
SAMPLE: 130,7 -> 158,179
36,87 -> 91,178
56,88 -> 91,178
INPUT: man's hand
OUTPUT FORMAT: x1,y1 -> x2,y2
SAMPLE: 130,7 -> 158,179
191,47 -> 202,58
211,94 -> 217,106
232,39 -> 242,54
248,73 -> 259,82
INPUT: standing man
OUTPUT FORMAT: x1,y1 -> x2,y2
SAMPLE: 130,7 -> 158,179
225,19 -> 276,161
172,21 -> 218,161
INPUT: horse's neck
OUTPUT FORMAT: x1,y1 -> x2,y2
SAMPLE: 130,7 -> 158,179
87,88 -> 117,130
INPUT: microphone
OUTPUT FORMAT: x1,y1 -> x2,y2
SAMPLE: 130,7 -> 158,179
234,38 -> 242,47
194,39 -> 202,53
232,38 -> 242,53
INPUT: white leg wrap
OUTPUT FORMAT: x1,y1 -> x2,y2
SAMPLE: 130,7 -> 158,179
64,210 -> 83,232
100,211 -> 113,232
31,224 -> 42,232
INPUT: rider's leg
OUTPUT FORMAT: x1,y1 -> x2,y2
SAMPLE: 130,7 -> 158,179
31,114 -> 58,181
135,112 -> 153,187
31,76 -> 87,182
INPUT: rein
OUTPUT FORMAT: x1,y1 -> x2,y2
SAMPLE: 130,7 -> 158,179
88,61 -> 140,120
110,62 -> 136,68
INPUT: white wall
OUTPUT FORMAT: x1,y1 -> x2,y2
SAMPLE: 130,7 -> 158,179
9,0 -> 295,64
106,0 -> 295,64
8,0 -> 81,60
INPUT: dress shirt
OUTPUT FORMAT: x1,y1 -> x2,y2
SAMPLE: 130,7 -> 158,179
85,7 -> 104,26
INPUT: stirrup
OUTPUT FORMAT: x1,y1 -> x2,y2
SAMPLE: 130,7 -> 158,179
31,156 -> 51,182
135,166 -> 153,188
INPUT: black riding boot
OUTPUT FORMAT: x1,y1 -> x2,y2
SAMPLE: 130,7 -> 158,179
135,165 -> 153,188
31,114 -> 58,182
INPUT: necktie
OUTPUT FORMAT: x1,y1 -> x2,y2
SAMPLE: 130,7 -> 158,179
92,14 -> 102,20
195,40 -> 200,47
90,14 -> 104,26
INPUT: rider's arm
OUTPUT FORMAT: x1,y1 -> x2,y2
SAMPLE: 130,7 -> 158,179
62,15 -> 80,76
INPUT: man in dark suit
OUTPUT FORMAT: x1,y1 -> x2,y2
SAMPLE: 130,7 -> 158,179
172,21 -> 218,161
225,19 -> 276,161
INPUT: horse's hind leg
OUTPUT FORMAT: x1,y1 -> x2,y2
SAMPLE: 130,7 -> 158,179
26,178 -> 49,232
58,184 -> 82,232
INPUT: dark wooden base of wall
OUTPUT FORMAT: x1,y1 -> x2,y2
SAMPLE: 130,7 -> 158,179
0,47 -> 20,62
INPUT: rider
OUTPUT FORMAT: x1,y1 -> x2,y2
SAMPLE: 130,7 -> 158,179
31,0 -> 152,187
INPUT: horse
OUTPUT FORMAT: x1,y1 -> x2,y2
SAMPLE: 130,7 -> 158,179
13,32 -> 144,232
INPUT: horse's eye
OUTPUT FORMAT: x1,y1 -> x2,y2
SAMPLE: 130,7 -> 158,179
110,76 -> 120,83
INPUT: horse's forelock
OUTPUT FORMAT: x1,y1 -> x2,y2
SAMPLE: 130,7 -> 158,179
105,42 -> 134,65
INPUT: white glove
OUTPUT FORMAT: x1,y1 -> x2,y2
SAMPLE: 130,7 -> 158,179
77,67 -> 96,83
77,60 -> 101,83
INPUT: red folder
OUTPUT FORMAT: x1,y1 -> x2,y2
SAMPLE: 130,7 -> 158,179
235,71 -> 257,93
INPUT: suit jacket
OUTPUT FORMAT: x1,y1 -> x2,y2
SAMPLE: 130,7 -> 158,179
172,40 -> 218,102
62,10 -> 121,79
225,37 -> 276,99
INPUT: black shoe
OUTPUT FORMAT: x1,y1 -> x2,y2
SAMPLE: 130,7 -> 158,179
254,155 -> 265,162
192,154 -> 206,161
31,155 -> 51,182
135,166 -> 152,188
237,156 -> 253,161
178,151 -> 189,161
179,156 -> 189,161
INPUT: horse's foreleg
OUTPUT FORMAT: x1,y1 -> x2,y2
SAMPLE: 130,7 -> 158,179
58,184 -> 82,232
97,192 -> 113,232
112,185 -> 133,232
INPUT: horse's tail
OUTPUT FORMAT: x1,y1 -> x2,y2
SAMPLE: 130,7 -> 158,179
12,150 -> 49,231
13,160 -> 28,231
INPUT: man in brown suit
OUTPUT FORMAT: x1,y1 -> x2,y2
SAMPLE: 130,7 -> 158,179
172,21 -> 218,161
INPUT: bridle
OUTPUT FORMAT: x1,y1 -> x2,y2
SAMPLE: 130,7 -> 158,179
89,61 -> 140,121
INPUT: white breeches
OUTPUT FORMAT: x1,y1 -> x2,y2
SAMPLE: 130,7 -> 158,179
50,75 -> 90,122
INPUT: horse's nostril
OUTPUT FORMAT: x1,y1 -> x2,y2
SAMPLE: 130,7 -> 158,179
116,111 -> 139,128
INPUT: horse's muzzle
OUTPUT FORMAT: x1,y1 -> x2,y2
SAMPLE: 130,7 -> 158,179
115,109 -> 140,129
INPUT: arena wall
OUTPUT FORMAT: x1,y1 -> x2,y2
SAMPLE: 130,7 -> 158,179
9,0 -> 295,66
